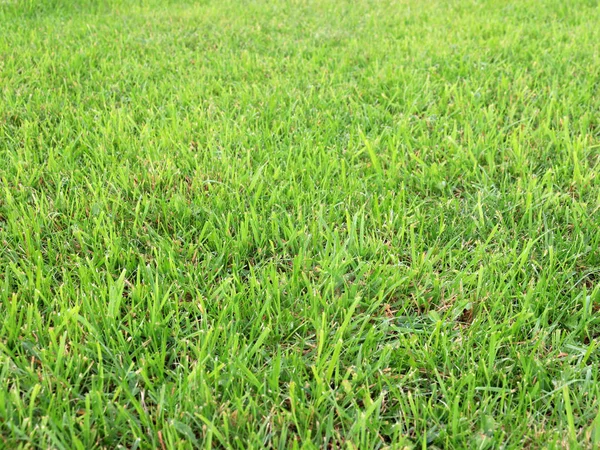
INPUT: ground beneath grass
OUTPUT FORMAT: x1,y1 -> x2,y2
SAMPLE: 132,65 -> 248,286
1,0 -> 600,448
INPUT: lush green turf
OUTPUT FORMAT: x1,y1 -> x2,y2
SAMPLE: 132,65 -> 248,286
1,0 -> 600,448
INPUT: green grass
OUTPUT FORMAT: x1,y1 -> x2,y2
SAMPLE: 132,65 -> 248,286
1,0 -> 600,448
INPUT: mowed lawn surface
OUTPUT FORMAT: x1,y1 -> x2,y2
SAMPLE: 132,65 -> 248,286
1,0 -> 600,448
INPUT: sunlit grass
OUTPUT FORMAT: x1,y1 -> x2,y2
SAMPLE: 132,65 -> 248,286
1,0 -> 600,448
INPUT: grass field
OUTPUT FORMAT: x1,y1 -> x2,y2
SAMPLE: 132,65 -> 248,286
1,0 -> 600,448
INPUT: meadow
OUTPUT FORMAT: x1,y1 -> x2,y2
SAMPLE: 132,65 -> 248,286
1,0 -> 600,448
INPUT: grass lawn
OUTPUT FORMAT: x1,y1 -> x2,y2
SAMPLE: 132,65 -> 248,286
1,0 -> 600,448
